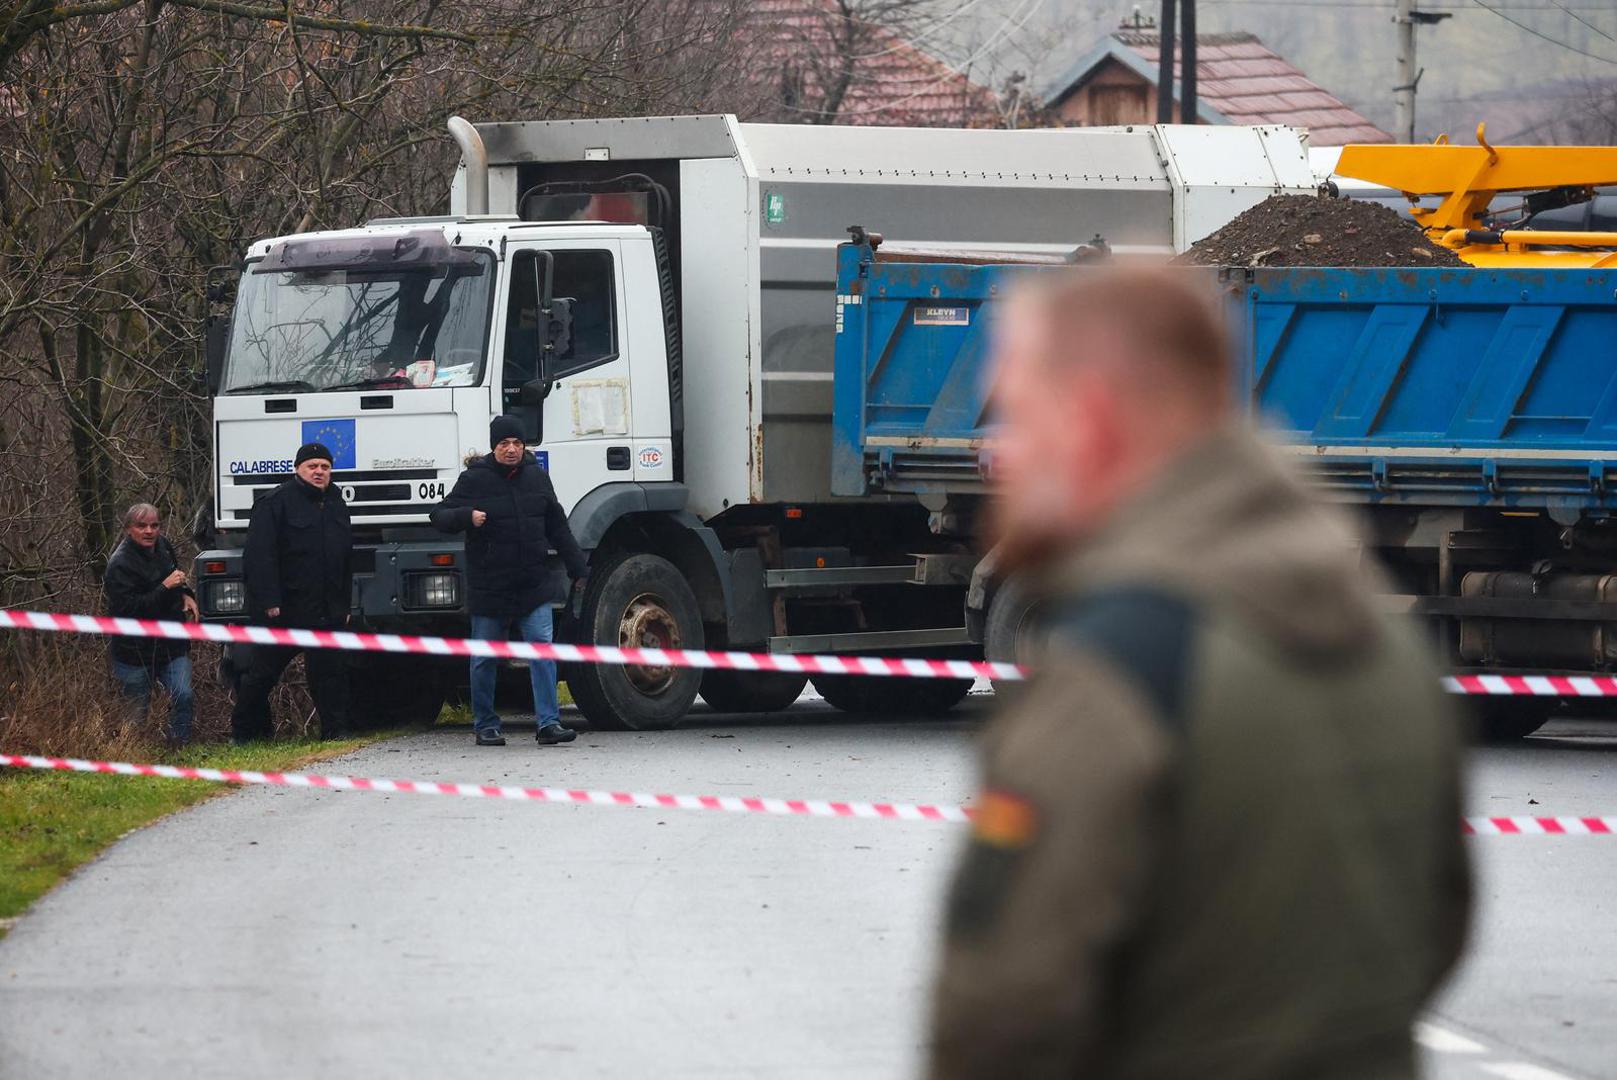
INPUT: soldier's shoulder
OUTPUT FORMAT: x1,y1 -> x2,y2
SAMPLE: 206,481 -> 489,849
1042,585 -> 1201,731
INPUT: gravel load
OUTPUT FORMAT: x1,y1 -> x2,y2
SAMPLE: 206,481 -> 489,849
1177,194 -> 1468,268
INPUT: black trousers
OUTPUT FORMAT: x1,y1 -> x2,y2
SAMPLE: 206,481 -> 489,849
230,642 -> 350,741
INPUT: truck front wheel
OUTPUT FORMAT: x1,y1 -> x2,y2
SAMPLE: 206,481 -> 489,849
699,670 -> 808,714
569,552 -> 704,731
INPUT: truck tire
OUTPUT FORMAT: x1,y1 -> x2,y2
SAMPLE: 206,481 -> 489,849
699,670 -> 808,714
983,575 -> 1043,697
810,674 -> 972,716
349,654 -> 453,729
569,552 -> 704,731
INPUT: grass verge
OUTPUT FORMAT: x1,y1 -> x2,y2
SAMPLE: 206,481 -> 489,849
0,731 -> 402,936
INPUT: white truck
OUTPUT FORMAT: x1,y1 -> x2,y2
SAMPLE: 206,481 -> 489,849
196,114 -> 1315,729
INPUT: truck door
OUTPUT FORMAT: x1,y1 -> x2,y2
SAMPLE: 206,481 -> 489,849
499,242 -> 630,510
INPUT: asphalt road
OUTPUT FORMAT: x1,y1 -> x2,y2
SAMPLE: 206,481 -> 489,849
1,696 -> 1613,1079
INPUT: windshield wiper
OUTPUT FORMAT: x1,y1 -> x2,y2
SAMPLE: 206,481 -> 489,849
325,375 -> 414,392
224,379 -> 316,395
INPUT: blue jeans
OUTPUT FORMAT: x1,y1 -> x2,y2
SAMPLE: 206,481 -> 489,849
112,655 -> 194,743
470,606 -> 560,734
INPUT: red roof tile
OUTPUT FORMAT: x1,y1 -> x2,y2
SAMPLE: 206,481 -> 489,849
1050,30 -> 1390,145
742,0 -> 1000,128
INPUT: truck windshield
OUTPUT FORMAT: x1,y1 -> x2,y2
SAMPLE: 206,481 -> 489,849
222,252 -> 495,393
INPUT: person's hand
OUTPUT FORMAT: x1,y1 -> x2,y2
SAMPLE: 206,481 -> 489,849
265,606 -> 281,619
471,509 -> 488,527
182,595 -> 200,623
162,569 -> 187,589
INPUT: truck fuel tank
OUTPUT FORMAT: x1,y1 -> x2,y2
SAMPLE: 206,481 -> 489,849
1459,571 -> 1617,669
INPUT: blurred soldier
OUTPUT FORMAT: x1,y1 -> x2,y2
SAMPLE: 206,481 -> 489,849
231,442 -> 353,742
432,416 -> 588,747
930,268 -> 1471,1079
103,503 -> 198,747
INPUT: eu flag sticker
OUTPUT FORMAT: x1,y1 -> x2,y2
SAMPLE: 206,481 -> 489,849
300,418 -> 356,470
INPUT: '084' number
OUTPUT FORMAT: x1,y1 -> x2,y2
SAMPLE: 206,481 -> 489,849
417,481 -> 447,501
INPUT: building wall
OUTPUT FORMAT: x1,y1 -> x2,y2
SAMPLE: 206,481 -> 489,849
1052,60 -> 1156,127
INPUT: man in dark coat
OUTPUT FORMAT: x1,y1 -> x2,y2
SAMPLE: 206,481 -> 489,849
231,442 -> 353,742
103,502 -> 198,746
432,416 -> 589,746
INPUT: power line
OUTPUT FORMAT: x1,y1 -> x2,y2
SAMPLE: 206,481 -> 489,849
1551,0 -> 1615,42
1471,0 -> 1617,65
848,0 -> 994,62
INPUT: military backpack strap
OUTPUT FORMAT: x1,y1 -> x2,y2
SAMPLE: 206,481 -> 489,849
1045,586 -> 1200,733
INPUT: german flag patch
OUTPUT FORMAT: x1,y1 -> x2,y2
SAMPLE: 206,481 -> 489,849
972,789 -> 1039,849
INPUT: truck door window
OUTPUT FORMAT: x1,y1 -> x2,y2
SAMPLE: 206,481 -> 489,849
505,249 -> 618,388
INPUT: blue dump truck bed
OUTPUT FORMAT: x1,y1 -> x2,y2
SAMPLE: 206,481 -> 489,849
832,240 -> 1617,518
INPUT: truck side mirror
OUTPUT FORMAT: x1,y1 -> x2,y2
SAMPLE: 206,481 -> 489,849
518,377 -> 549,406
204,314 -> 230,395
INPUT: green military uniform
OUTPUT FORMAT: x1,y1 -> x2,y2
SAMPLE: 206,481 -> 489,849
931,426 -> 1471,1080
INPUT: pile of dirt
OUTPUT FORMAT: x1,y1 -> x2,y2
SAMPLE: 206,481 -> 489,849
1176,194 -> 1468,268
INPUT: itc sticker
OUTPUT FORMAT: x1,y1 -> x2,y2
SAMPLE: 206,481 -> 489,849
637,446 -> 665,470
914,305 -> 970,327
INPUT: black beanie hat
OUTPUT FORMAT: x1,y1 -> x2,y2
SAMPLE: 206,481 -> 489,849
489,415 -> 524,448
295,442 -> 333,467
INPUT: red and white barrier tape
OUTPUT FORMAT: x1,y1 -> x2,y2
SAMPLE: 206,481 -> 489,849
1,754 -> 1610,834
0,608 -> 1023,683
0,754 -> 971,822
3,608 -> 1616,696
1442,673 -> 1617,698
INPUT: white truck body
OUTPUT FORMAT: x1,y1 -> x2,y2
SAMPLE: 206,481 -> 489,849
201,115 -> 1314,729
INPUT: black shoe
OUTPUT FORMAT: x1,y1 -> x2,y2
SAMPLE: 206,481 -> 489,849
475,729 -> 507,746
536,723 -> 577,745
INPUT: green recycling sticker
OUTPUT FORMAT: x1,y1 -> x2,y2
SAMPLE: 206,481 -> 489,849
764,191 -> 785,224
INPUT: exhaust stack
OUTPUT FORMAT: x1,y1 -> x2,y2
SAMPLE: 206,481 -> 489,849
447,115 -> 488,216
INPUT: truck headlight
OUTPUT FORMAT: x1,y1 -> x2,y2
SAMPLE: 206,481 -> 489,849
207,579 -> 246,615
404,571 -> 460,610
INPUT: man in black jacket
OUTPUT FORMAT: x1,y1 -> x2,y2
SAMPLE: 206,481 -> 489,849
103,503 -> 199,746
231,442 -> 354,742
432,416 -> 589,746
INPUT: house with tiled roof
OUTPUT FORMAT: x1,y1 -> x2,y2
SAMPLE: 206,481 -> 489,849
1043,30 -> 1389,146
743,0 -> 1002,128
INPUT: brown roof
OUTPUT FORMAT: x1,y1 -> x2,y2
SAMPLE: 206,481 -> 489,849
1048,30 -> 1389,146
742,0 -> 1002,128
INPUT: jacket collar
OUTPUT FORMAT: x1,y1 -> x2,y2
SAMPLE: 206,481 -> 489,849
1039,424 -> 1379,659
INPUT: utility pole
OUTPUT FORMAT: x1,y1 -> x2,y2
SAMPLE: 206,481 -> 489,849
1158,0 -> 1177,125
1393,0 -> 1452,143
1181,0 -> 1197,124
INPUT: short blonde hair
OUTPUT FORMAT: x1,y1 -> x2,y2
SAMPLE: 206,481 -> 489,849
1017,266 -> 1231,403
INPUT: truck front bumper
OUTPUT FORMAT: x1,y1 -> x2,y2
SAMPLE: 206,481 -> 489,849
194,540 -> 469,624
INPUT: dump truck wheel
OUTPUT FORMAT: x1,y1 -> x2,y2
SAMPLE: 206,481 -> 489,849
699,670 -> 808,714
569,552 -> 704,731
983,575 -> 1044,698
810,674 -> 972,716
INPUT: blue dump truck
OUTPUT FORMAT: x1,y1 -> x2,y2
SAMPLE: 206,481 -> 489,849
833,231 -> 1617,738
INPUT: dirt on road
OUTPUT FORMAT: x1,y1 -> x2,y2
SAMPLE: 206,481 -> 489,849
1177,194 -> 1467,268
